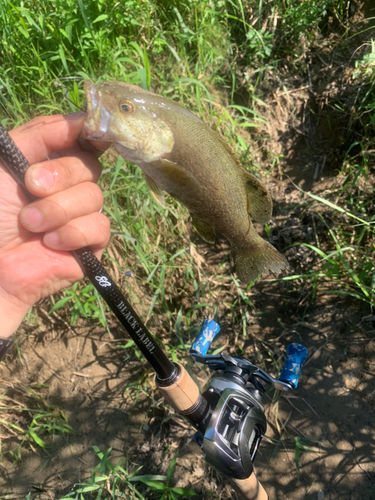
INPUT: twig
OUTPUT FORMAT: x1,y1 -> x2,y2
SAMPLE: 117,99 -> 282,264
301,397 -> 320,419
270,85 -> 310,102
114,407 -> 129,415
72,372 -> 90,378
39,306 -> 74,334
304,334 -> 336,368
282,396 -> 304,415
349,434 -> 375,486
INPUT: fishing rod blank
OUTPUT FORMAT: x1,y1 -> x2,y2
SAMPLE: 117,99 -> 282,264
0,123 -> 175,381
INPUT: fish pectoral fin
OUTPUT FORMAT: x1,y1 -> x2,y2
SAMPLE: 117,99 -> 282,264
191,216 -> 216,244
242,170 -> 273,224
143,173 -> 165,208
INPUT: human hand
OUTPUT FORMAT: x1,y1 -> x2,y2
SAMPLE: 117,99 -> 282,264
0,113 -> 110,338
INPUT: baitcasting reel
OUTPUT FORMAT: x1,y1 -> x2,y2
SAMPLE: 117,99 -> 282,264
189,320 -> 308,479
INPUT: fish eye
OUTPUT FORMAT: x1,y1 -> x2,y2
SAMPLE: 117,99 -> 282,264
120,100 -> 135,113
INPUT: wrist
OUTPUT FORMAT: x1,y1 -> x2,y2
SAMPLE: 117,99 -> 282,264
0,292 -> 30,339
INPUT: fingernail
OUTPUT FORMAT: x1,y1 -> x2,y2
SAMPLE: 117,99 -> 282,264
21,207 -> 43,229
65,111 -> 86,120
44,232 -> 60,248
30,167 -> 54,190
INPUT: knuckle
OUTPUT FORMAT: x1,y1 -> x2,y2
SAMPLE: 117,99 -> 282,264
81,182 -> 103,209
96,214 -> 111,241
65,158 -> 77,179
87,181 -> 102,198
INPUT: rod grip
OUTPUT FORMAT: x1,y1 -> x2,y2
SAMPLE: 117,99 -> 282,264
156,364 -> 200,413
232,475 -> 268,500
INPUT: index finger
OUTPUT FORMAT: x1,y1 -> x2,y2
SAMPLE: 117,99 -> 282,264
9,113 -> 109,165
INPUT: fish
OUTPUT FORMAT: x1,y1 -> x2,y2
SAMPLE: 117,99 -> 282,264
82,80 -> 288,283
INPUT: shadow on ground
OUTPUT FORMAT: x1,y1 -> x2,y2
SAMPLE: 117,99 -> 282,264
1,289 -> 374,500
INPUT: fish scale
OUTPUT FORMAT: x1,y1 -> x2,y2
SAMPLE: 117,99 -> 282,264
83,81 -> 288,283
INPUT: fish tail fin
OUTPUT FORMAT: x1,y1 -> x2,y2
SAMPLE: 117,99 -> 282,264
233,240 -> 288,283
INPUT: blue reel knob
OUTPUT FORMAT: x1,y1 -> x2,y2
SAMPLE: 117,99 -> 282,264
279,343 -> 308,389
191,319 -> 220,355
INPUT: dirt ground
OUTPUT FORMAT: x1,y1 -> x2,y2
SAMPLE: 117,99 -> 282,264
2,261 -> 375,500
1,4 -> 375,500
1,295 -> 375,500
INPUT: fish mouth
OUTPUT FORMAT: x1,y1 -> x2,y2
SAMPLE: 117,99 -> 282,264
84,80 -> 98,116
82,81 -> 112,141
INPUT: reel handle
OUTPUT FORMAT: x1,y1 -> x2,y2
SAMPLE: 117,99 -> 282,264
191,319 -> 220,354
279,343 -> 308,389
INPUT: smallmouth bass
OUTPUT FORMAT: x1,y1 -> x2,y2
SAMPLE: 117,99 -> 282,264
82,81 -> 288,282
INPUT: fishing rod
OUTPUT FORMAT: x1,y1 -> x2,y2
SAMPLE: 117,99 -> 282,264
0,124 -> 175,377
0,123 -> 308,500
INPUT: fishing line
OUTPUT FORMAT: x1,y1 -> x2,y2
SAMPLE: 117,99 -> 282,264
54,78 -> 86,112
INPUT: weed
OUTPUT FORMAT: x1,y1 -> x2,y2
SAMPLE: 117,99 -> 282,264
267,431 -> 321,481
136,450 -> 197,499
58,446 -> 149,499
266,176 -> 375,309
293,436 -> 320,480
49,282 -> 109,328
58,446 -> 196,500
353,40 -> 375,83
0,382 -> 74,464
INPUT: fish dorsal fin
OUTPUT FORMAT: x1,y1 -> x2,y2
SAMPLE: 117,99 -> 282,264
209,129 -> 272,224
208,128 -> 243,168
143,173 -> 165,207
242,170 -> 272,224
191,215 -> 216,244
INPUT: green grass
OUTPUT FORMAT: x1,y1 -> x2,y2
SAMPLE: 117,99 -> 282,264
0,382 -> 74,464
0,0 -> 375,497
57,447 -> 197,500
266,177 -> 375,308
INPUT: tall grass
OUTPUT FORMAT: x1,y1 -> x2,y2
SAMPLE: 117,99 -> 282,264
0,0 -> 231,123
0,0 -> 345,123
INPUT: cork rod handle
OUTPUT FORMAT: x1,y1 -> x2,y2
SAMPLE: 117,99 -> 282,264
232,475 -> 268,500
156,363 -> 200,412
